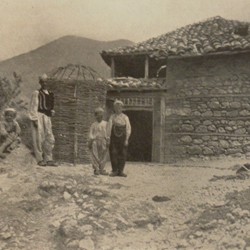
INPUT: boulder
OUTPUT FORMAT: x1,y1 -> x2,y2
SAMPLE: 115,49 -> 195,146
243,145 -> 250,152
218,127 -> 226,133
225,126 -> 233,131
228,110 -> 239,117
214,111 -> 221,117
59,219 -> 78,238
67,240 -> 80,248
63,191 -> 72,200
193,139 -> 203,144
77,213 -> 87,220
235,128 -> 246,135
196,125 -> 208,133
219,140 -> 229,149
203,147 -> 213,155
208,101 -> 220,109
237,120 -> 245,126
207,141 -> 219,147
79,225 -> 93,236
79,237 -> 95,250
242,103 -> 250,109
201,111 -> 213,117
211,136 -> 218,140
193,89 -> 201,96
239,110 -> 250,116
93,191 -> 103,197
192,119 -> 201,126
181,124 -> 194,132
180,136 -> 192,144
221,101 -> 230,108
188,146 -> 202,155
202,136 -> 210,141
193,111 -> 202,116
0,232 -> 12,240
207,125 -> 216,131
203,120 -> 212,126
230,101 -> 241,109
231,141 -> 241,147
229,121 -> 237,126
64,184 -> 76,194
38,181 -> 57,194
226,148 -> 242,154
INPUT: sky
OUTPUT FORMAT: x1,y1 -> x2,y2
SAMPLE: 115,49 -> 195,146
0,0 -> 250,61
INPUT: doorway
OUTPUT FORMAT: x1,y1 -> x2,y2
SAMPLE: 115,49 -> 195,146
123,110 -> 153,162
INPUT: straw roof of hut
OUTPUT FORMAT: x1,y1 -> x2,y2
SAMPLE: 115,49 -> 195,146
101,16 -> 250,65
48,64 -> 103,81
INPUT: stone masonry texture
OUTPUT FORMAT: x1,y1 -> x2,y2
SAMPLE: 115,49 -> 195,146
164,52 -> 250,162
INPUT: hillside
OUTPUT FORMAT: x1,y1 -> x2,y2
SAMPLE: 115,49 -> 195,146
0,145 -> 249,249
0,36 -> 133,99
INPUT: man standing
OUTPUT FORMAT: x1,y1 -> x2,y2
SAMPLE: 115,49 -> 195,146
29,74 -> 58,166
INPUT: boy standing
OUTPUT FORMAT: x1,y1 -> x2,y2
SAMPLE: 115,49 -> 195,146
0,108 -> 21,158
88,107 -> 108,175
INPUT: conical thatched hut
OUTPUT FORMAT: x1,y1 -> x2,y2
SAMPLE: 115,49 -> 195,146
47,64 -> 107,164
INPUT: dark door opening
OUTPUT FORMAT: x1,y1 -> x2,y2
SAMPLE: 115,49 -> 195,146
124,110 -> 153,162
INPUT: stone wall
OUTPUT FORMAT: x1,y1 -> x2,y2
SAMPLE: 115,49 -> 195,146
165,52 -> 250,161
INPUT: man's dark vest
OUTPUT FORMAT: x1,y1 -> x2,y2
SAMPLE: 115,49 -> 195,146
38,89 -> 54,117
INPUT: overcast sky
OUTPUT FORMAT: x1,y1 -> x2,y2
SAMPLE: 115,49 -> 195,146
0,0 -> 249,61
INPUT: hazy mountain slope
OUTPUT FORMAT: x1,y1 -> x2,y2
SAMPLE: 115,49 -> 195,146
0,36 -> 133,98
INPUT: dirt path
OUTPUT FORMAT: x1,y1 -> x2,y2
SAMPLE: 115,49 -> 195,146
0,145 -> 249,250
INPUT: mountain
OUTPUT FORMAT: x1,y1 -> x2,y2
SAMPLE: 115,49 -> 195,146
0,36 -> 134,99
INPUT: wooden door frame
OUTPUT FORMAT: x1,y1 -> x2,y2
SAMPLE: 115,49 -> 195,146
152,94 -> 165,163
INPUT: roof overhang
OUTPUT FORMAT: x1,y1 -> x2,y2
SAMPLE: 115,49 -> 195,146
107,88 -> 167,93
100,51 -> 164,67
167,49 -> 250,60
101,49 -> 250,67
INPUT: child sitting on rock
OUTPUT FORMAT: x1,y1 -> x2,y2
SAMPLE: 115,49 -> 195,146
0,108 -> 21,158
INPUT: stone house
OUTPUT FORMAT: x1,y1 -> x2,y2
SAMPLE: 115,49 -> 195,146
101,16 -> 250,163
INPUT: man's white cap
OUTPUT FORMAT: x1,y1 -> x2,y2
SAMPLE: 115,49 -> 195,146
39,73 -> 48,82
94,107 -> 104,113
4,108 -> 17,115
113,99 -> 124,106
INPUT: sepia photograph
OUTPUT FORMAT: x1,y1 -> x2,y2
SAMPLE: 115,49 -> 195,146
0,0 -> 250,249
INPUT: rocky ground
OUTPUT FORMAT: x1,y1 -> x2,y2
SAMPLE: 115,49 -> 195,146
0,145 -> 249,250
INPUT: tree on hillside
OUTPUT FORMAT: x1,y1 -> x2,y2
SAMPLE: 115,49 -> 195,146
0,72 -> 27,113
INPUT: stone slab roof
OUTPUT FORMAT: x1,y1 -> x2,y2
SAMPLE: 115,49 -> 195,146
106,77 -> 166,90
